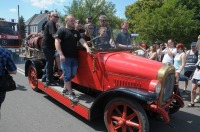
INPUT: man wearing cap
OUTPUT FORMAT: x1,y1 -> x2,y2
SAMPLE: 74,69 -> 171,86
135,43 -> 147,57
184,42 -> 199,92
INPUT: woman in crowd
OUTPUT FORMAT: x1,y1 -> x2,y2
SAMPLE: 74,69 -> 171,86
188,60 -> 200,107
147,45 -> 157,60
174,43 -> 188,86
184,42 -> 199,92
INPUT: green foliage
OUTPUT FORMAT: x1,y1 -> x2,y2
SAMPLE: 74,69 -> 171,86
63,0 -> 123,28
18,16 -> 26,39
126,0 -> 200,46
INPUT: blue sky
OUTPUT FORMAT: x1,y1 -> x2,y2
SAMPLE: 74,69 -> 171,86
0,0 -> 136,22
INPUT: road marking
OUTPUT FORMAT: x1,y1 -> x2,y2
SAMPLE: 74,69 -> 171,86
17,67 -> 25,75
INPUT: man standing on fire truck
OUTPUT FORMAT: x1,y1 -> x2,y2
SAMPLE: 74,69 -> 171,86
55,14 -> 92,103
41,11 -> 59,86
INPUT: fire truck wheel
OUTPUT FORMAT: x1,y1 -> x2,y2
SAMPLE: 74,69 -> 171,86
28,64 -> 39,91
104,98 -> 149,132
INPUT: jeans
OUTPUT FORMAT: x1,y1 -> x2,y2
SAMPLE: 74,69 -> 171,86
42,49 -> 55,83
60,57 -> 78,82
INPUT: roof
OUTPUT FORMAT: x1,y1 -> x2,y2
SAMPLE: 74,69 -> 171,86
25,13 -> 47,26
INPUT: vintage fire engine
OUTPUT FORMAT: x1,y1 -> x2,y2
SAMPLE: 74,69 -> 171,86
23,27 -> 184,132
0,19 -> 21,58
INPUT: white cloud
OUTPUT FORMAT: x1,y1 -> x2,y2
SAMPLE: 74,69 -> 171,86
27,0 -> 66,8
9,8 -> 17,13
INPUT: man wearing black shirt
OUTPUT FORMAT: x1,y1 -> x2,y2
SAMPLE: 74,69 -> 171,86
55,15 -> 92,103
41,12 -> 59,86
41,12 -> 51,33
115,21 -> 132,49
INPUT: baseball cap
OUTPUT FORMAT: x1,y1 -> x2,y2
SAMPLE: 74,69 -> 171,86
140,43 -> 147,48
191,42 -> 196,46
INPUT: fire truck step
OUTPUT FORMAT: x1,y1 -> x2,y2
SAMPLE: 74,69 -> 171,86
38,79 -> 95,109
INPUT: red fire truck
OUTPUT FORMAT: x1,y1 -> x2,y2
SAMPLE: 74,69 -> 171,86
0,19 -> 21,58
24,27 -> 184,132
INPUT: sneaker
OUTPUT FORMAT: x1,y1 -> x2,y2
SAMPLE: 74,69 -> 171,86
62,89 -> 69,94
194,95 -> 200,103
68,93 -> 79,103
45,82 -> 57,86
41,78 -> 46,82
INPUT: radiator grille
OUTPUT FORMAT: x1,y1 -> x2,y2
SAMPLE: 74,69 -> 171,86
162,74 -> 175,102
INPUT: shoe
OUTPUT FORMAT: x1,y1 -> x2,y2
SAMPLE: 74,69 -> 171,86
194,95 -> 200,103
62,89 -> 69,94
68,93 -> 79,103
42,78 -> 46,82
45,82 -> 57,86
187,103 -> 195,107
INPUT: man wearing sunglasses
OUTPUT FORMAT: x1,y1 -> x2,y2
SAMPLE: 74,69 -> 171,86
41,11 -> 59,86
93,15 -> 115,49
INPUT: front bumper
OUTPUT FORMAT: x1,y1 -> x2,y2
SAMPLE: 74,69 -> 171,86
147,94 -> 184,123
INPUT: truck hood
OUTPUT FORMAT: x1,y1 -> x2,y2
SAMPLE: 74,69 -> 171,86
103,52 -> 163,80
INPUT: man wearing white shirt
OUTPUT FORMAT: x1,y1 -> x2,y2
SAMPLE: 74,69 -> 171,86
161,39 -> 177,65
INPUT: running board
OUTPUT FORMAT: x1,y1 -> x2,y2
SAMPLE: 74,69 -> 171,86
37,79 -> 95,120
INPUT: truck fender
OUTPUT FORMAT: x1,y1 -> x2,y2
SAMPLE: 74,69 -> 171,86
89,87 -> 157,120
173,94 -> 184,108
25,59 -> 45,77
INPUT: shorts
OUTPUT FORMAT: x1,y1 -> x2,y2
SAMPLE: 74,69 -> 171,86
192,79 -> 200,86
179,74 -> 188,81
60,57 -> 78,82
184,70 -> 194,79
54,51 -> 59,57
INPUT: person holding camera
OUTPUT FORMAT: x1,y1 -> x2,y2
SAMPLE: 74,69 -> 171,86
161,39 -> 177,65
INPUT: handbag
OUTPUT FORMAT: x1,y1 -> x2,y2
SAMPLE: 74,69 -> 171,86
0,74 -> 16,92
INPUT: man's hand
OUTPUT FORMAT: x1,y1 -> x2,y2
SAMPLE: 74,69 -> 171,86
60,54 -> 65,62
86,47 -> 92,55
127,45 -> 133,49
198,35 -> 200,41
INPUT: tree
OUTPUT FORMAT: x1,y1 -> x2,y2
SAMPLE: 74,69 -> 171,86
63,0 -> 123,28
18,16 -> 26,39
125,0 -> 200,46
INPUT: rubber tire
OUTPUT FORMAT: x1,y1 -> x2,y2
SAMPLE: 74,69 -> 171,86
104,98 -> 149,132
28,64 -> 39,91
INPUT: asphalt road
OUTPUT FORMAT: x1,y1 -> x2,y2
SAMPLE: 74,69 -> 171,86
0,59 -> 199,132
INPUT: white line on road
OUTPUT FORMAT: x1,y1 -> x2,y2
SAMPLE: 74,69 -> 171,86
17,67 -> 25,75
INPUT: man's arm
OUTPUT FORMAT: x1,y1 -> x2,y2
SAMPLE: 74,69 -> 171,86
166,47 -> 175,57
55,38 -> 65,62
79,38 -> 92,54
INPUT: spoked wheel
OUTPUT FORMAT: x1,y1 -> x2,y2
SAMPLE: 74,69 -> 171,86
28,64 -> 39,91
104,98 -> 149,132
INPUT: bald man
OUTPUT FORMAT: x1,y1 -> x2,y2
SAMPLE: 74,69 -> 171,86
55,14 -> 91,103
